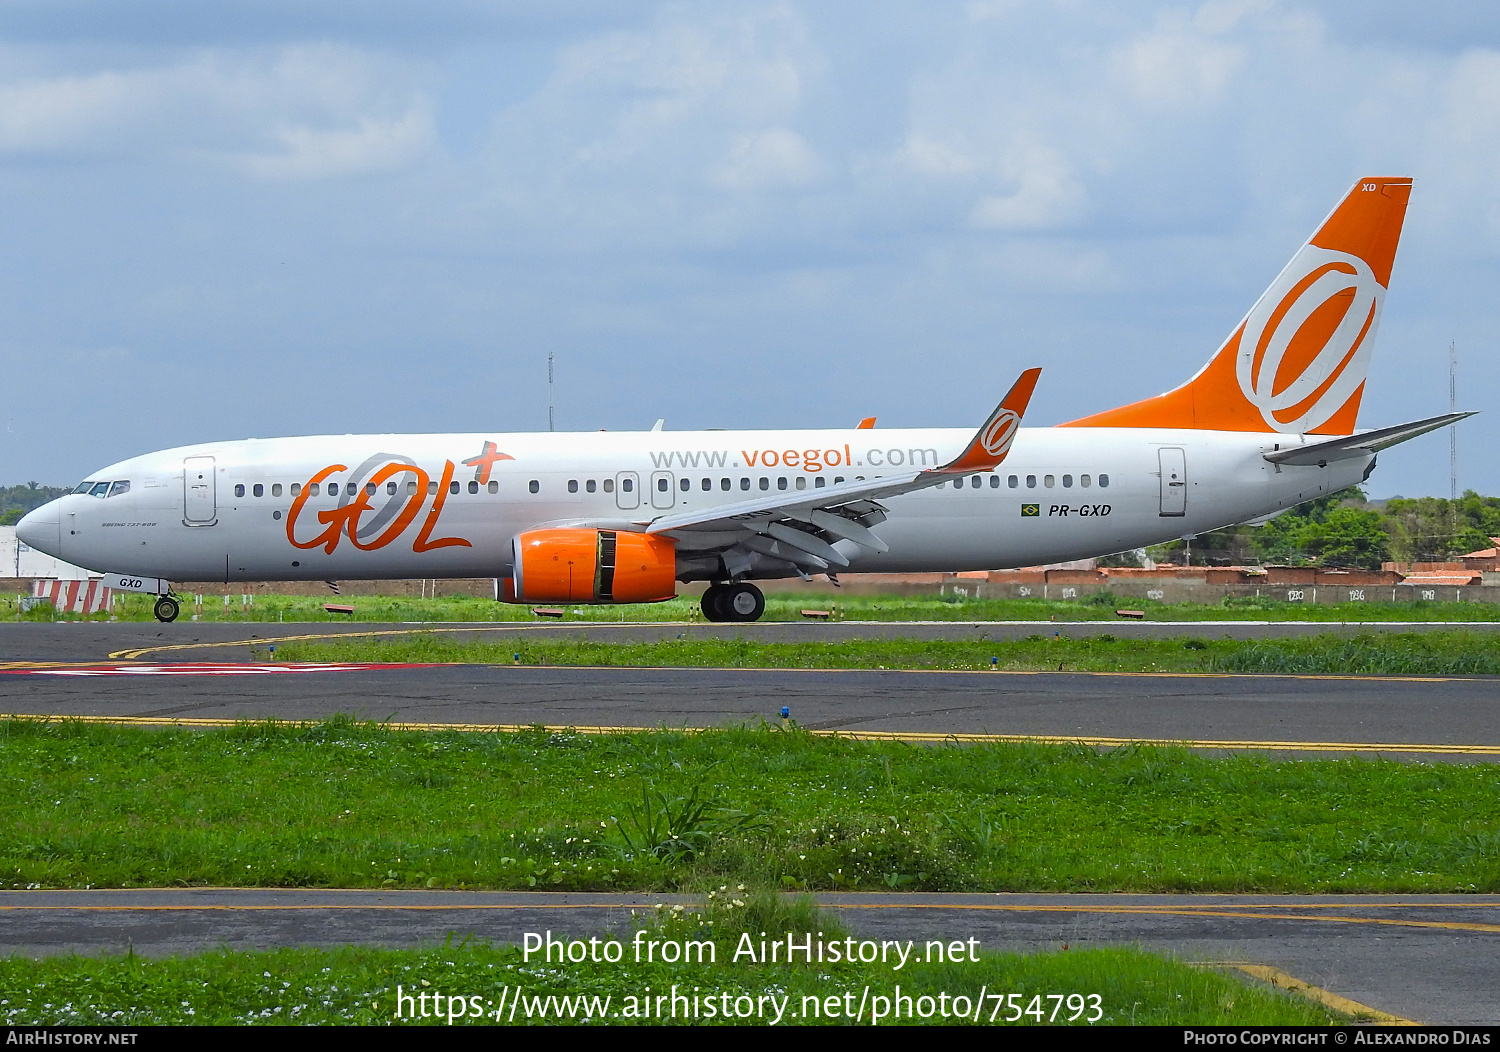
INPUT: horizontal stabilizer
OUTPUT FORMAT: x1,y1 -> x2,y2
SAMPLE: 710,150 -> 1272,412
1262,412 -> 1474,466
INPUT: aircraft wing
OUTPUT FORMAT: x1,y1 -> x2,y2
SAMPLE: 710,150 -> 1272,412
639,369 -> 1041,575
1262,412 -> 1475,466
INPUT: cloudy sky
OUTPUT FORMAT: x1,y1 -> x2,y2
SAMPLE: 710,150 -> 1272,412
1,0 -> 1498,498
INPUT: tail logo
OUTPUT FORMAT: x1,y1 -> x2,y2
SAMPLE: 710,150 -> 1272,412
1235,245 -> 1383,434
979,408 -> 1022,457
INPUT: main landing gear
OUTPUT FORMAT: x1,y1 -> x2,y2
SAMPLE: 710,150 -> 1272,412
152,595 -> 180,623
700,582 -> 765,623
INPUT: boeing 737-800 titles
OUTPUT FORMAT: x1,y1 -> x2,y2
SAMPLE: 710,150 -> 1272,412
17,176 -> 1470,622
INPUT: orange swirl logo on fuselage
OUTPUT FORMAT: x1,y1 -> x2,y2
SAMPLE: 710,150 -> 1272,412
1235,245 -> 1383,434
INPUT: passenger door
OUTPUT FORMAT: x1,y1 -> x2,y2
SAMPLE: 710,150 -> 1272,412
1158,447 -> 1186,516
183,456 -> 217,526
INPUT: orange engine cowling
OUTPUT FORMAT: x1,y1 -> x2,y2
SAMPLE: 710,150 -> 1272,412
509,528 -> 677,604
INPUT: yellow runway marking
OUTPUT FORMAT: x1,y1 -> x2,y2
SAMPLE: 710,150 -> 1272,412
3,712 -> 1496,756
1192,963 -> 1418,1024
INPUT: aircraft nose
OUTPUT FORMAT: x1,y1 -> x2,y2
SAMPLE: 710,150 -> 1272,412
15,503 -> 60,556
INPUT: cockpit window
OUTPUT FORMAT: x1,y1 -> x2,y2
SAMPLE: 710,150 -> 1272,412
88,482 -> 110,497
74,482 -> 93,494
107,481 -> 131,498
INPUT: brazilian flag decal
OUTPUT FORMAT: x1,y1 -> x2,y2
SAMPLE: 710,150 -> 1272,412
1021,504 -> 1040,517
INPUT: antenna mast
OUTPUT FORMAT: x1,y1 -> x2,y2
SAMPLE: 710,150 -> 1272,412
1449,341 -> 1457,501
548,351 -> 555,433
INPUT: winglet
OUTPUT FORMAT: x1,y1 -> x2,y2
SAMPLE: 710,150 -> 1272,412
938,368 -> 1041,473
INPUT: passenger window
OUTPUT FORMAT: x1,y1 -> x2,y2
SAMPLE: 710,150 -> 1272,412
272,483 -> 283,497
1080,475 -> 1091,488
528,480 -> 539,494
428,481 -> 438,495
657,477 -> 669,492
1062,475 -> 1073,488
679,477 -> 690,492
1008,475 -> 1018,488
777,477 -> 787,490
1044,475 -> 1055,488
1099,474 -> 1110,488
108,481 -> 131,498
468,481 -> 479,494
721,478 -> 731,491
253,484 -> 264,497
387,481 -> 397,495
450,481 -> 460,495
366,483 -> 377,495
815,476 -> 825,488
568,480 -> 579,493
971,476 -> 981,489
1026,475 -> 1036,489
834,476 -> 845,485
740,478 -> 750,491
622,478 -> 633,492
795,476 -> 806,490
488,481 -> 499,494
89,482 -> 110,497
936,481 -> 945,489
701,478 -> 711,492
406,481 -> 417,494
347,483 -> 357,496
990,476 -> 1000,488
586,480 -> 597,493
604,479 -> 614,493
759,478 -> 769,491
234,484 -> 245,497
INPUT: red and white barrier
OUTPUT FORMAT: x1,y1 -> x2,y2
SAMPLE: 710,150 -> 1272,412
31,579 -> 114,614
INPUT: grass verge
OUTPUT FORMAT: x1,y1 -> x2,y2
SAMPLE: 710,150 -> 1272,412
10,590 -> 1500,624
266,629 -> 1500,676
0,896 -> 1349,1026
2,719 -> 1496,893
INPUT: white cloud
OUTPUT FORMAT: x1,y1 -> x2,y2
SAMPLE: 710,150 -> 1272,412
970,143 -> 1087,229
710,126 -> 821,190
0,45 -> 437,178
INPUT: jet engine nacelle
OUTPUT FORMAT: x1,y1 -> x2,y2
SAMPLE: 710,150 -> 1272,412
507,528 -> 677,604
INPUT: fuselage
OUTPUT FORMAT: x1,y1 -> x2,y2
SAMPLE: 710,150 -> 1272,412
18,426 -> 1366,584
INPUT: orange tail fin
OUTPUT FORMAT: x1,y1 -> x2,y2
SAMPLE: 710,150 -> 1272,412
1062,177 -> 1412,435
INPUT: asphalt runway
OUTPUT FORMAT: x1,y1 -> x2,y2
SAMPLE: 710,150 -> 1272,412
4,890 -> 1495,1024
2,622 -> 1500,758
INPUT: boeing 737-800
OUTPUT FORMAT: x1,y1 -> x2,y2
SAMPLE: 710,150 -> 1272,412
17,176 -> 1468,622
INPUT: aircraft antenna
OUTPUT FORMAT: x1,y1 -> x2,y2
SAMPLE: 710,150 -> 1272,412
548,351 -> 555,432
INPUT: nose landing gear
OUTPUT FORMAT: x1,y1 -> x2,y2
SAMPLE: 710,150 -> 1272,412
700,581 -> 765,623
152,595 -> 180,623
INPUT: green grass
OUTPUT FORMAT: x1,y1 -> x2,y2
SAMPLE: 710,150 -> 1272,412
0,897 -> 1349,1025
268,629 -> 1500,676
2,719 -> 1496,894
8,590 -> 1500,624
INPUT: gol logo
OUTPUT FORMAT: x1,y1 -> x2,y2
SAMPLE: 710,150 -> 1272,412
979,408 -> 1022,458
1235,245 -> 1383,433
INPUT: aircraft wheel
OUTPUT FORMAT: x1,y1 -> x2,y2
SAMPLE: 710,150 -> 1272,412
721,582 -> 765,623
700,584 -> 729,622
153,596 -> 180,623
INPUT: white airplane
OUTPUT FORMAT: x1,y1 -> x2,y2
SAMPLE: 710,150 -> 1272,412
18,176 -> 1468,623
